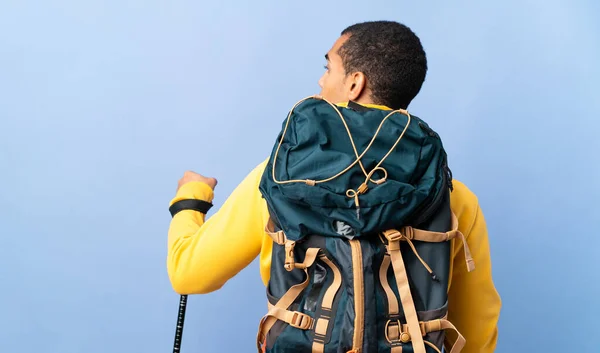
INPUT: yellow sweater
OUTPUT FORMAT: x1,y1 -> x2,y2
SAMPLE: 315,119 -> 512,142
167,117 -> 501,353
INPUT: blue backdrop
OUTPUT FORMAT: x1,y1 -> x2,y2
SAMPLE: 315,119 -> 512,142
1,1 -> 598,352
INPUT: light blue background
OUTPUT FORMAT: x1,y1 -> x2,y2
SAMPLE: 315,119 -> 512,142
1,1 -> 599,352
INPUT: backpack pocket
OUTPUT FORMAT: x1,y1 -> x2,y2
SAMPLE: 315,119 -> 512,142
258,250 -> 344,353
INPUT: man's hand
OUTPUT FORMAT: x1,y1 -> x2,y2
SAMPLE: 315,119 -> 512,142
177,171 -> 218,192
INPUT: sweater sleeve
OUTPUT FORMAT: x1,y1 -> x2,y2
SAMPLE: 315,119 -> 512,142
166,160 -> 269,294
446,197 -> 502,353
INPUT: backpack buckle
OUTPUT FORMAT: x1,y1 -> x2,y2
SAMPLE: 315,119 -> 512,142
284,240 -> 296,271
385,319 -> 405,344
401,226 -> 414,240
289,311 -> 313,330
383,230 -> 403,242
385,319 -> 413,345
419,321 -> 428,336
274,231 -> 286,245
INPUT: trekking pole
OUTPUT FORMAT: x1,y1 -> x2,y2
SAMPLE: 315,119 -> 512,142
172,294 -> 188,352
168,195 -> 214,352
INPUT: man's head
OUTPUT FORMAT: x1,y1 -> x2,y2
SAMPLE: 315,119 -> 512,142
318,21 -> 427,110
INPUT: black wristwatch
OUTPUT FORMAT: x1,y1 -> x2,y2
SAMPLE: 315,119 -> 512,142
169,199 -> 214,218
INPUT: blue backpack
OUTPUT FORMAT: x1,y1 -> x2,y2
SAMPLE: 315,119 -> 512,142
257,96 -> 475,353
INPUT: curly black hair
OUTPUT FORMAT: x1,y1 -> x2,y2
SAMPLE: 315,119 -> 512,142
339,21 -> 428,109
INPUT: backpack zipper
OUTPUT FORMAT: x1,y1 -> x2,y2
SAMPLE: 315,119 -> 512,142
349,239 -> 364,353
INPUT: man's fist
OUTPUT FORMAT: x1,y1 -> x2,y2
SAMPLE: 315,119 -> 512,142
177,171 -> 218,191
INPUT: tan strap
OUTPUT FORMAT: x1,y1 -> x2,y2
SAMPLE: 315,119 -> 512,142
318,254 -> 342,310
256,248 -> 321,353
266,218 -> 339,272
312,315 -> 329,353
266,302 -> 313,329
349,239 -> 365,351
383,231 -> 426,353
387,212 -> 475,272
385,318 -> 466,353
455,230 -> 475,272
424,340 -> 442,353
265,218 -> 286,245
256,278 -> 309,352
379,254 -> 399,315
382,229 -> 440,284
312,342 -> 325,353
440,319 -> 466,353
402,212 -> 462,243
293,248 -> 320,270
312,254 -> 343,353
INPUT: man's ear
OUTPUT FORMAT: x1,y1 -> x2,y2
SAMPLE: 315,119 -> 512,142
347,71 -> 367,101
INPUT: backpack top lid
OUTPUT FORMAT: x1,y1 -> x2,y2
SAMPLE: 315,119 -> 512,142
259,96 -> 450,242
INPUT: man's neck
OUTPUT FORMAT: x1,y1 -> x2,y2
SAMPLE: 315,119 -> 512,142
336,100 -> 392,111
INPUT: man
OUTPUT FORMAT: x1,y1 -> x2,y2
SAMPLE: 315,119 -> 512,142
167,21 -> 501,352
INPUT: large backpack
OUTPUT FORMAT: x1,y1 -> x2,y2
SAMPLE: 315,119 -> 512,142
257,96 -> 475,353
